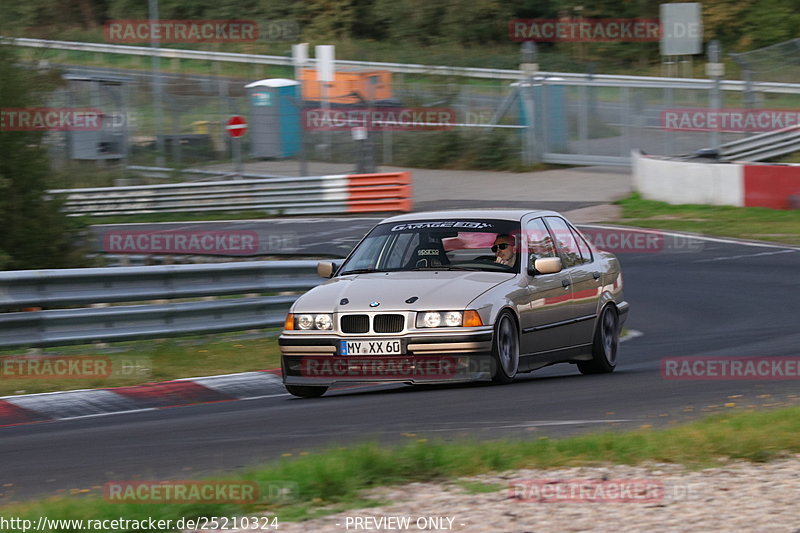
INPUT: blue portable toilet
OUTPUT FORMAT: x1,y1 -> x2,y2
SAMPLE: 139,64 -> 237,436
245,78 -> 301,158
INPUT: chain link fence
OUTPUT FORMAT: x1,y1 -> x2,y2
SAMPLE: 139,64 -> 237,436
34,52 -> 800,179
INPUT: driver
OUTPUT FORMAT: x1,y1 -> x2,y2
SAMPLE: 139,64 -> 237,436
492,234 -> 517,267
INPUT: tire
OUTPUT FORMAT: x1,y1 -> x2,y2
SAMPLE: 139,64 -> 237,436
285,384 -> 328,398
491,310 -> 519,384
577,305 -> 619,375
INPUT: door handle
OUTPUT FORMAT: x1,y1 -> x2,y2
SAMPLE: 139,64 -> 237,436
562,279 -> 571,289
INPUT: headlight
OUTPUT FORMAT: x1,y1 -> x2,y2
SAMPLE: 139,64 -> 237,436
421,312 -> 442,328
314,314 -> 333,330
416,310 -> 483,328
296,314 -> 314,330
293,313 -> 333,331
290,313 -> 333,331
443,311 -> 463,327
417,311 -> 462,328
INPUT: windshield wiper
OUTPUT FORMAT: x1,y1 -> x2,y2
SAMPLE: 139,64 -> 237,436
339,268 -> 389,275
409,266 -> 482,271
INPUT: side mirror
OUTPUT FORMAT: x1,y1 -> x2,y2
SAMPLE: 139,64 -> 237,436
529,257 -> 562,275
316,261 -> 337,278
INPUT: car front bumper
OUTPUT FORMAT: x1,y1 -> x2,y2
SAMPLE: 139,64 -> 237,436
280,328 -> 494,386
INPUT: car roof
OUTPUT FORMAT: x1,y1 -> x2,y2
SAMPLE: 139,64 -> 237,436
379,209 -> 561,223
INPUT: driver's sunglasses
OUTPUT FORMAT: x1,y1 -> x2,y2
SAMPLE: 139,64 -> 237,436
491,243 -> 511,252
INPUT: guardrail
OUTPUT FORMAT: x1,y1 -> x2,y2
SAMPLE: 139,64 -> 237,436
125,165 -> 287,181
0,260 -> 324,348
719,124 -> 800,161
48,171 -> 412,216
10,37 -> 800,93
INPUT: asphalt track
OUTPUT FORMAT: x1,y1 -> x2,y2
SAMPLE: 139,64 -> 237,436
89,202 -> 600,258
2,228 -> 800,503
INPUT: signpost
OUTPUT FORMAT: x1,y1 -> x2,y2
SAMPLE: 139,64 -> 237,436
293,43 -> 309,176
660,2 -> 703,77
226,115 -> 247,176
316,45 -> 335,160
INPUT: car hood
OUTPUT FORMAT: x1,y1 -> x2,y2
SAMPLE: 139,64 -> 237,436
293,271 -> 514,312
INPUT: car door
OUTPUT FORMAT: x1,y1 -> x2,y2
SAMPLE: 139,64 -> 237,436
518,217 -> 575,360
545,216 -> 602,346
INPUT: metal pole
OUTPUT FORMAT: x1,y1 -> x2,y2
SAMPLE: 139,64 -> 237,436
364,76 -> 377,173
233,136 -> 242,176
706,40 -> 724,153
520,42 -> 539,165
322,81 -> 331,160
299,102 -> 308,176
293,44 -> 309,176
170,95 -> 180,165
148,0 -> 166,166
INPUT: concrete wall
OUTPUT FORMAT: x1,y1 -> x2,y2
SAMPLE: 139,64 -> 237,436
633,151 -> 744,206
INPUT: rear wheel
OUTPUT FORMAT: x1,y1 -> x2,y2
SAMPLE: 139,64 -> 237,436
285,385 -> 328,398
491,311 -> 519,384
577,305 -> 619,375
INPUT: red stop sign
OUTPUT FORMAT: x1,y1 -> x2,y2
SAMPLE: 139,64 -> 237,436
226,115 -> 248,138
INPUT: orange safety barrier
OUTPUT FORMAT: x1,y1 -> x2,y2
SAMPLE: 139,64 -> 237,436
345,172 -> 413,213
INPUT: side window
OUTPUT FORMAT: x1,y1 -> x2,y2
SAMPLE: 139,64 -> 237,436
545,217 -> 582,268
569,226 -> 593,263
525,218 -> 557,267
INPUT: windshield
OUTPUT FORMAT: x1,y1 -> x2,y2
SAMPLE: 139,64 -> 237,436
339,219 -> 521,274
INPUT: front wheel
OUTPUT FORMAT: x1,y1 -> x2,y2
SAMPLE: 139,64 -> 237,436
491,311 -> 519,384
285,384 -> 328,398
577,305 -> 619,375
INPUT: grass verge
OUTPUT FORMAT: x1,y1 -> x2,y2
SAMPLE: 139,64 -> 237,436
1,406 -> 799,529
0,334 -> 281,396
613,194 -> 800,246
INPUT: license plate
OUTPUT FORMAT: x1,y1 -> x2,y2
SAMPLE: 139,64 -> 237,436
339,339 -> 403,356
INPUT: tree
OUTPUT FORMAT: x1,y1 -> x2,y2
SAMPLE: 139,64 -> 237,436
0,44 -> 88,270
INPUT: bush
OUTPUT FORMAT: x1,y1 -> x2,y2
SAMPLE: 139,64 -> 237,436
0,44 -> 89,270
390,128 -> 522,171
